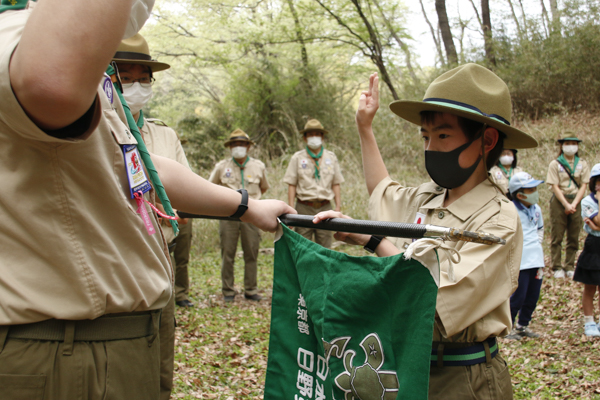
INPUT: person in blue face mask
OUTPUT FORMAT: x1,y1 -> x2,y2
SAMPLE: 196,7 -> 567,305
505,172 -> 546,340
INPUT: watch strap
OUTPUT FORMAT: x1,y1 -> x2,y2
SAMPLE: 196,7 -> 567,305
364,235 -> 384,253
230,188 -> 249,219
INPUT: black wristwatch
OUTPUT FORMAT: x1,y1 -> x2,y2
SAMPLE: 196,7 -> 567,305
230,189 -> 249,219
364,235 -> 384,253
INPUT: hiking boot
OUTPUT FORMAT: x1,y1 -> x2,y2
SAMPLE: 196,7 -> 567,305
566,270 -> 574,279
584,322 -> 600,337
515,325 -> 540,338
505,329 -> 523,340
554,269 -> 565,279
244,293 -> 262,301
223,295 -> 235,303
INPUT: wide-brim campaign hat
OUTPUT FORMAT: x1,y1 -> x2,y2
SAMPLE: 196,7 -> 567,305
299,119 -> 328,135
224,129 -> 255,147
389,63 -> 538,149
112,33 -> 170,73
557,133 -> 582,143
508,171 -> 544,194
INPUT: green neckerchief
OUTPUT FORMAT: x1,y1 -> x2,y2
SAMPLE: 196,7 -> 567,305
136,109 -> 145,130
557,153 -> 580,188
305,146 -> 323,181
233,156 -> 249,189
106,65 -> 178,235
0,0 -> 31,13
499,164 -> 513,178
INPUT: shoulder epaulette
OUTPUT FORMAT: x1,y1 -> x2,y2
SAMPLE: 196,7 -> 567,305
146,118 -> 168,127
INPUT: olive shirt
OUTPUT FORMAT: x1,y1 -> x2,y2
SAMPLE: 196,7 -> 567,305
546,159 -> 590,196
0,8 -> 171,325
208,157 -> 269,200
140,118 -> 190,243
490,165 -> 523,194
283,148 -> 344,202
369,177 -> 523,343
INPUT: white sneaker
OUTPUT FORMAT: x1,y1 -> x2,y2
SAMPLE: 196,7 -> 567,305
554,269 -> 565,279
584,322 -> 600,337
566,271 -> 574,278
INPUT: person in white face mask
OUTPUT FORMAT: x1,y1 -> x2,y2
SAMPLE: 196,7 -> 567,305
546,134 -> 591,279
209,130 -> 269,302
490,149 -> 522,194
111,33 -> 193,400
283,119 -> 345,248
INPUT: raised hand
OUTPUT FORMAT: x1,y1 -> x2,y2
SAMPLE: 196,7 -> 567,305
356,72 -> 380,131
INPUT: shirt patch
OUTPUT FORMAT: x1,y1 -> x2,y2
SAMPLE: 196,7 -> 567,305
325,159 -> 332,165
301,159 -> 308,169
558,165 -> 565,172
495,171 -> 503,180
576,163 -> 582,170
103,75 -> 113,104
414,212 -> 426,225
225,168 -> 232,178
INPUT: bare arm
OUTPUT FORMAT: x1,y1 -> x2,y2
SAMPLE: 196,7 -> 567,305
356,73 -> 389,195
332,184 -> 341,211
152,154 -> 295,232
10,0 -> 135,130
288,185 -> 297,207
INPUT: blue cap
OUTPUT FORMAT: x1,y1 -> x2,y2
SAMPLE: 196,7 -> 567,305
508,171 -> 544,194
591,163 -> 600,179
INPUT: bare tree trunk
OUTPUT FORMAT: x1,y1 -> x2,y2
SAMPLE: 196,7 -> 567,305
548,0 -> 560,34
371,0 -> 419,83
481,0 -> 496,66
286,0 -> 309,70
517,0 -> 529,37
540,0 -> 550,37
505,0 -> 523,39
419,0 -> 445,66
435,0 -> 458,65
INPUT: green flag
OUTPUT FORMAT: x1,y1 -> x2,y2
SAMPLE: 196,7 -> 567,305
265,225 -> 440,400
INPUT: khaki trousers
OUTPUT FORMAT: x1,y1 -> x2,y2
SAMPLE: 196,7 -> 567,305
219,220 -> 261,296
429,353 -> 513,400
172,221 -> 192,302
0,317 -> 161,400
159,294 -> 175,400
550,195 -> 582,271
294,201 -> 333,249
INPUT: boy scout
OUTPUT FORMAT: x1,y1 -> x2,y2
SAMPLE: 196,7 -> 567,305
546,134 -> 590,279
0,2 -> 293,399
209,130 -> 269,302
315,64 -> 538,399
110,33 -> 194,400
283,119 -> 344,248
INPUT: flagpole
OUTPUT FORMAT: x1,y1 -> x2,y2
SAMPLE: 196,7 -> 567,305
176,212 -> 505,245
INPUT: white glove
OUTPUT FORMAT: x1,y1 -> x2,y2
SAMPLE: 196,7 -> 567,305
123,0 -> 155,39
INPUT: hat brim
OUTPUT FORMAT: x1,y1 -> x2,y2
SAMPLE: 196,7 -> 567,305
299,128 -> 328,135
224,138 -> 255,147
112,58 -> 170,73
557,137 -> 582,143
389,100 -> 538,149
521,179 -> 545,189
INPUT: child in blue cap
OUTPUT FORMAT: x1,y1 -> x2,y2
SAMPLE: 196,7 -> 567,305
574,163 -> 600,337
506,171 -> 546,340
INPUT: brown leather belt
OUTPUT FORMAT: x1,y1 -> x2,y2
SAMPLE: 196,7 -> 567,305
298,199 -> 330,208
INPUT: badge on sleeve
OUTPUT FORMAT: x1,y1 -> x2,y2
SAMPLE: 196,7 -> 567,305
123,144 -> 152,198
412,212 -> 426,242
102,73 -> 114,104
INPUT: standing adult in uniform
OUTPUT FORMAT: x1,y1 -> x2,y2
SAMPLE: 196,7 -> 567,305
315,64 -> 538,399
209,129 -> 269,302
490,149 -> 522,194
0,1 -> 294,398
546,134 -> 590,279
110,33 -> 193,400
283,119 -> 344,248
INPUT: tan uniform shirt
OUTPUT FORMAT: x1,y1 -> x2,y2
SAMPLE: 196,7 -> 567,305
141,118 -> 190,243
283,148 -> 344,202
369,177 -> 523,342
0,9 -> 171,325
208,157 -> 269,200
546,159 -> 590,196
490,165 -> 523,194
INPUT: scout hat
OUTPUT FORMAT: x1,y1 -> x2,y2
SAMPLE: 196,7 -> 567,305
299,119 -> 328,135
557,133 -> 582,143
508,171 -> 544,194
112,33 -> 170,72
389,63 -> 537,149
224,129 -> 255,147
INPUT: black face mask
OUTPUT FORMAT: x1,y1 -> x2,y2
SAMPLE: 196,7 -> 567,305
425,139 -> 482,189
